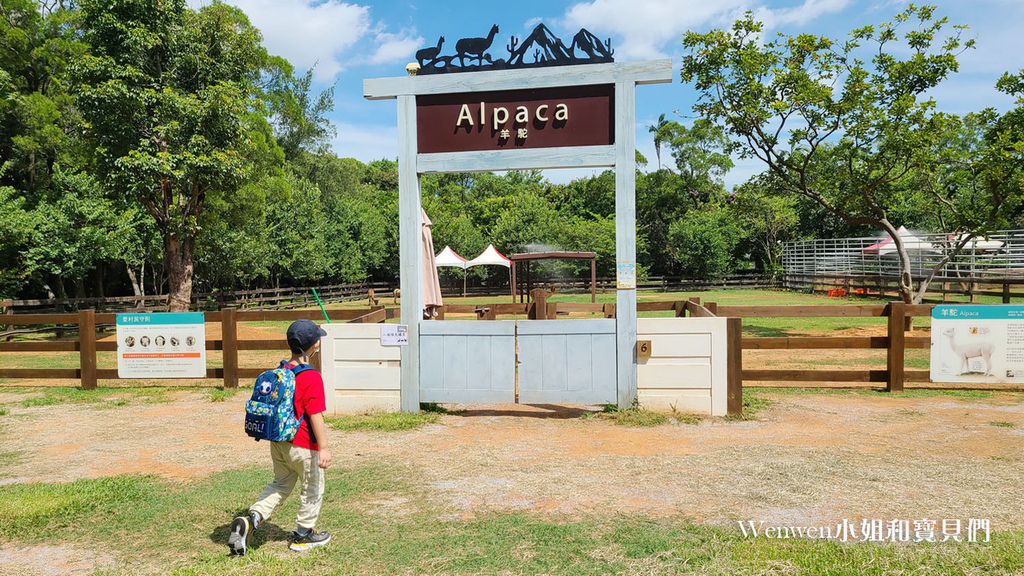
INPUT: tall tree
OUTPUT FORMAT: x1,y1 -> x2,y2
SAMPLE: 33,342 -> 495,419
73,0 -> 272,310
681,5 -> 984,303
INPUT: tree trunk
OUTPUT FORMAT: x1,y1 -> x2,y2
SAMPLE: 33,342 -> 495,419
126,262 -> 145,308
878,220 -> 915,304
164,233 -> 195,312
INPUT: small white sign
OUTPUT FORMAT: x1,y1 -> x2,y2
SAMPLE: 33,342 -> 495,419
381,324 -> 409,346
117,312 -> 206,378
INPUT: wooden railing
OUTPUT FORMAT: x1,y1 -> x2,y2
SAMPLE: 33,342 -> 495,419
4,300 -> 1004,397
0,308 -> 399,389
714,302 -> 928,392
0,281 -> 394,314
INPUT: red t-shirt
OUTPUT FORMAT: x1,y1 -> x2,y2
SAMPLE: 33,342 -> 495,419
289,363 -> 326,451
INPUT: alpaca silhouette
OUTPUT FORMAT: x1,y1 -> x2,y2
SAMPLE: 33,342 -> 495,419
456,25 -> 498,67
416,36 -> 444,66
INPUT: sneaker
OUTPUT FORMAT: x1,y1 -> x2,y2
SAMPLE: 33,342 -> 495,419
227,516 -> 251,556
289,529 -> 331,551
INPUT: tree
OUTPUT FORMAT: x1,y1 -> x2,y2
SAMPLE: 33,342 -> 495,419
647,113 -> 672,170
668,208 -> 743,278
732,177 -> 799,276
681,5 -> 986,303
73,0 -> 273,311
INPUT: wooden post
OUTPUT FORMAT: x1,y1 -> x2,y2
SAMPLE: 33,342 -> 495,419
590,258 -> 596,303
687,297 -> 700,317
705,301 -> 718,316
1,299 -> 11,334
726,317 -> 743,416
886,301 -> 905,393
222,308 -> 239,389
529,289 -> 549,320
78,309 -> 97,390
1003,282 -> 1011,304
673,301 -> 686,318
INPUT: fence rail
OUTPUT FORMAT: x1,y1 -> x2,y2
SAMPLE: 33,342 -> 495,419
2,281 -> 394,315
2,299 -> 1014,398
783,272 -> 1024,303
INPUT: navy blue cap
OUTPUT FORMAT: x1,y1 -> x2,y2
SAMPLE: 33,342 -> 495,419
286,319 -> 328,352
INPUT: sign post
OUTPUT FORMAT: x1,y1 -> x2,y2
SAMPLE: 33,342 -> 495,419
366,24 -> 671,411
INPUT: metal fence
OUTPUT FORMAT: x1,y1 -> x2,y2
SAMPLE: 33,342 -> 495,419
782,229 -> 1024,282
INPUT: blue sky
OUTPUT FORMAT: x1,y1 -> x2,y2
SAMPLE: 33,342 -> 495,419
191,0 -> 1024,188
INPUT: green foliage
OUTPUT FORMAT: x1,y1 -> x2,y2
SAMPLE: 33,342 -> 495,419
680,6 -> 997,302
668,208 -> 744,277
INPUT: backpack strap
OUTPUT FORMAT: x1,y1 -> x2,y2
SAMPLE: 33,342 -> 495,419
287,362 -> 317,446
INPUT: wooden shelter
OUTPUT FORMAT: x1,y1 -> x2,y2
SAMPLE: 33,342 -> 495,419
510,251 -> 597,303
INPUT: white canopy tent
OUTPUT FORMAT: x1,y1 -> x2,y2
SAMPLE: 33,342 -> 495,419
435,246 -> 469,296
863,226 -> 935,256
466,244 -> 513,297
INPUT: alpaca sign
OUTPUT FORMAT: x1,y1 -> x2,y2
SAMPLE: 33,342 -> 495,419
417,85 -> 614,153
930,305 -> 1024,383
364,26 -> 672,412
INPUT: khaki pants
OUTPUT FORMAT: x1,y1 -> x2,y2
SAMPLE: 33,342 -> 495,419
249,441 -> 324,530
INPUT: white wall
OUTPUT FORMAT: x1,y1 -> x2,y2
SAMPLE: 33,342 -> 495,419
319,324 -> 401,414
637,318 -> 728,416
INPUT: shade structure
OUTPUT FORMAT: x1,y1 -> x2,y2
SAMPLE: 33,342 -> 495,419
466,244 -> 513,297
466,244 -> 512,268
435,245 -> 468,296
422,209 -> 443,315
435,246 -> 468,269
863,226 -> 935,256
948,233 -> 1004,252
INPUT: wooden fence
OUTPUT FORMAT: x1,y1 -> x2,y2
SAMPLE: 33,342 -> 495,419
1,281 -> 394,315
784,272 -> 1024,303
0,307 -> 399,390
1,299 -> 1007,400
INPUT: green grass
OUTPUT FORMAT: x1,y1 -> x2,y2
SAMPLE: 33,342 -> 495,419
0,467 -> 1022,575
584,405 -> 669,426
325,410 -> 442,431
897,409 -> 926,416
208,388 -> 239,402
726,390 -> 777,421
0,408 -> 8,416
989,421 -> 1016,428
17,387 -> 170,407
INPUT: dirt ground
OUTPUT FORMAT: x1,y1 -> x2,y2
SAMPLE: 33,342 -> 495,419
1,387 -> 1022,529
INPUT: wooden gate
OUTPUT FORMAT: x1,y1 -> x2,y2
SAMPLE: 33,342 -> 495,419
517,319 -> 618,404
419,320 -> 516,403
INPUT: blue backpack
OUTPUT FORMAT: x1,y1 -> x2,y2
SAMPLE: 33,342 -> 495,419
244,361 -> 312,442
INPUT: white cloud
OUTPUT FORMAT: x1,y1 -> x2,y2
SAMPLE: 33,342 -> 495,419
751,0 -> 851,29
369,31 -> 425,65
330,122 -> 398,163
562,0 -> 850,61
562,0 -> 747,60
197,0 -> 371,81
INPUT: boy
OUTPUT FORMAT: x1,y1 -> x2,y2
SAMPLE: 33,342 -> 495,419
229,319 -> 333,555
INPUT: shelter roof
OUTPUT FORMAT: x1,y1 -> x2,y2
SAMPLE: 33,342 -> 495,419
509,251 -> 596,261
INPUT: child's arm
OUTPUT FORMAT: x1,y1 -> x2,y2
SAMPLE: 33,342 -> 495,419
308,412 -> 332,469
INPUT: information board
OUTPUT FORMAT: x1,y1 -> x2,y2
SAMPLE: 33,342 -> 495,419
930,305 -> 1024,383
117,313 -> 206,378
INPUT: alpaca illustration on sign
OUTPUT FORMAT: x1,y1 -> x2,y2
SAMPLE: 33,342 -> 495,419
941,327 -> 994,376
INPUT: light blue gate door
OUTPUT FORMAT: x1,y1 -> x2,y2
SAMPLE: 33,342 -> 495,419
419,320 -> 516,403
517,319 -> 618,404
